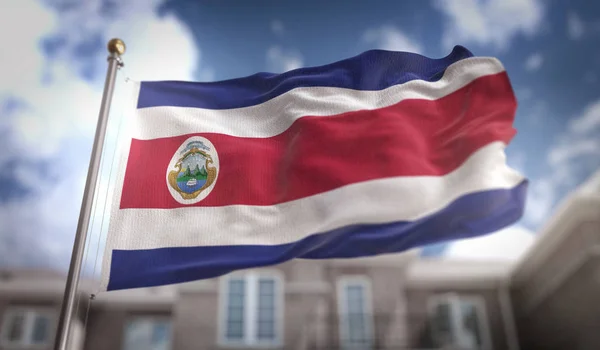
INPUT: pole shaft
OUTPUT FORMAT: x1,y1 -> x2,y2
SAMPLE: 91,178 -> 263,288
53,52 -> 121,350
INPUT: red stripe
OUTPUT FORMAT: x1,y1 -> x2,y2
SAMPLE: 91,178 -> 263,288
120,72 -> 516,209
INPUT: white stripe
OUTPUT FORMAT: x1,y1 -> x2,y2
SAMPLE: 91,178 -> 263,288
131,57 -> 506,139
106,141 -> 523,251
101,82 -> 141,292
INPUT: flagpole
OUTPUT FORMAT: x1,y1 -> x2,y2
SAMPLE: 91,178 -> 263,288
53,38 -> 126,350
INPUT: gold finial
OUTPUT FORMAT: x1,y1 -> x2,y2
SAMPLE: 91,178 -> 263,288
107,38 -> 126,55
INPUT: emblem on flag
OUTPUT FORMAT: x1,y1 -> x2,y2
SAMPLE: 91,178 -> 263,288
166,136 -> 219,204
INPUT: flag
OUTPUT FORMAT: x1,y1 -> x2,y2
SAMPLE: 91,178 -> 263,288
100,45 -> 527,291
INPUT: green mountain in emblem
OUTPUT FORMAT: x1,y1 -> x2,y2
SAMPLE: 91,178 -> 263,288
177,165 -> 208,182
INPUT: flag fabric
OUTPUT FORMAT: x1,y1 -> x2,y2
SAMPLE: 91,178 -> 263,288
100,45 -> 527,291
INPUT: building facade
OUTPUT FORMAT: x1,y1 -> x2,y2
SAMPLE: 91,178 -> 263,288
1,171 -> 599,350
509,171 -> 600,350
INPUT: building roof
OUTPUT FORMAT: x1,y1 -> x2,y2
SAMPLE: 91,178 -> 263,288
405,258 -> 512,289
578,168 -> 600,196
510,168 -> 600,285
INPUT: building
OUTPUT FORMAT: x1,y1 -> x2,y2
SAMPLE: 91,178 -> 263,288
509,170 -> 600,350
1,170 -> 598,350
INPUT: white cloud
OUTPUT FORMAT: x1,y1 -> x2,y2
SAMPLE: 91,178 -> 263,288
548,139 -> 600,166
107,15 -> 199,82
523,98 -> 600,228
567,12 -> 585,40
568,100 -> 600,134
523,178 -> 556,226
525,53 -> 543,71
271,20 -> 285,37
0,0 -> 56,97
434,0 -> 545,51
2,0 -> 200,154
0,0 -> 200,271
548,100 -> 600,167
362,25 -> 422,54
0,140 -> 89,269
507,151 -> 527,175
446,225 -> 536,261
11,72 -> 102,156
266,46 -> 304,73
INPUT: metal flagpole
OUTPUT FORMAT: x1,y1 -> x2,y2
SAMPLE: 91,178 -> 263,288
53,38 -> 126,350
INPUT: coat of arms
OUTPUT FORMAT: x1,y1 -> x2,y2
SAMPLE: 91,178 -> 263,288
166,136 -> 219,204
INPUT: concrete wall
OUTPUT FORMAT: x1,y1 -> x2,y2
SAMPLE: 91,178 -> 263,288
511,220 -> 600,350
170,258 -> 416,350
404,287 -> 509,350
514,256 -> 600,350
321,264 -> 409,349
509,181 -> 600,350
512,219 -> 600,314
0,290 -> 86,350
171,260 -> 332,350
0,257 -> 512,350
83,299 -> 173,350
173,288 -> 219,350
84,308 -> 127,350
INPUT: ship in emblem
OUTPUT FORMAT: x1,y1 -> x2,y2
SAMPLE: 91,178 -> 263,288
166,136 -> 219,204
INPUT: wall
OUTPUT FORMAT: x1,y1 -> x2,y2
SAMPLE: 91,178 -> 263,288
169,258 -> 415,350
322,264 -> 409,349
509,182 -> 600,350
173,287 -> 219,350
511,222 -> 600,350
404,287 -> 509,350
84,291 -> 173,350
512,218 -> 600,314
172,260 -> 333,350
514,255 -> 600,350
0,291 -> 86,350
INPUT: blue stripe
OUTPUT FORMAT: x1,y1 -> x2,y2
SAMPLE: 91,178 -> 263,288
107,180 -> 527,291
137,46 -> 474,110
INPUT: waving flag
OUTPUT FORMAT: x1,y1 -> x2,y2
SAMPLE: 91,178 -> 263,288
100,46 -> 527,291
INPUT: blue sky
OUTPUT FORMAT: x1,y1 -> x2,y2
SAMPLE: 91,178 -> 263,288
1,0 -> 599,272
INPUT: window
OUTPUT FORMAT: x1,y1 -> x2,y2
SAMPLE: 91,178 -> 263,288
337,276 -> 374,349
0,308 -> 55,347
428,294 -> 492,350
219,271 -> 283,347
123,317 -> 172,350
